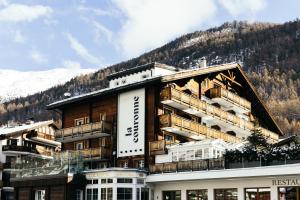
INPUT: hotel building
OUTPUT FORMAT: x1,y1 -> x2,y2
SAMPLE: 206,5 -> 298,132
9,62 -> 300,200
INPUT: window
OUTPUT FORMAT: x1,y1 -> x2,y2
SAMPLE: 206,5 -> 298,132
7,139 -> 18,146
165,135 -> 174,142
187,190 -> 208,200
141,188 -> 149,200
134,160 -> 145,169
75,190 -> 83,200
87,180 -> 92,184
117,188 -> 133,200
117,178 -> 133,183
75,142 -> 83,150
35,190 -> 45,200
75,118 -> 85,126
122,79 -> 127,84
214,189 -> 238,200
137,179 -> 144,185
279,186 -> 300,200
101,188 -> 113,200
245,188 -> 270,200
85,117 -> 90,124
163,107 -> 173,115
93,179 -> 98,184
137,188 -> 140,200
163,191 -> 181,200
100,112 -> 107,121
87,188 -> 98,199
107,179 -> 113,183
195,149 -> 203,159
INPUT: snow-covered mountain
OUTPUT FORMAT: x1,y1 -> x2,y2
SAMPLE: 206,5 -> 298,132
0,68 -> 95,103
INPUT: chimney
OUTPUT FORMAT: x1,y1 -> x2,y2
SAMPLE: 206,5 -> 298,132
199,57 -> 207,68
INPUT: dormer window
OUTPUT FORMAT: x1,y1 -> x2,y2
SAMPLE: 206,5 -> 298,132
115,81 -> 119,86
122,79 -> 127,84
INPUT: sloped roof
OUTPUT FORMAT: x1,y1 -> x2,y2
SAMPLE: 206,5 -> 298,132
0,120 -> 55,137
46,62 -> 282,135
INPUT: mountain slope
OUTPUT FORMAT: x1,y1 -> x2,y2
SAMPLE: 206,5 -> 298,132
0,68 -> 94,103
0,20 -> 299,135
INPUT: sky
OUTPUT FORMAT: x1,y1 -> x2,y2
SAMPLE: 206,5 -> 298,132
0,0 -> 299,71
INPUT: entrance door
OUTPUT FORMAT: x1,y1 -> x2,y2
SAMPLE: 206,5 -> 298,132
162,191 -> 181,200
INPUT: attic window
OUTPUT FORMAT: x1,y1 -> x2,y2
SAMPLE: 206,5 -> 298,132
115,81 -> 119,86
122,79 -> 127,84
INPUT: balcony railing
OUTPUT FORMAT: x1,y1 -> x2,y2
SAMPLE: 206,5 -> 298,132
55,121 -> 112,139
209,86 -> 251,111
161,87 -> 254,131
160,114 -> 241,143
149,158 -> 225,174
2,145 -> 38,154
259,127 -> 279,142
36,132 -> 55,140
77,147 -> 110,159
149,140 -> 174,155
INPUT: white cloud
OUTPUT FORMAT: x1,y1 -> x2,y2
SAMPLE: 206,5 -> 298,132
65,32 -> 102,65
13,30 -> 25,43
0,0 -> 8,7
29,50 -> 47,64
0,3 -> 52,23
62,60 -> 82,70
113,0 -> 217,58
77,5 -> 119,17
218,0 -> 266,16
91,20 -> 113,43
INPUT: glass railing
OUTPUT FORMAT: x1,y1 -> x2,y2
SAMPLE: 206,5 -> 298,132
209,87 -> 251,110
160,114 -> 241,143
55,121 -> 112,139
77,147 -> 110,159
9,151 -> 85,178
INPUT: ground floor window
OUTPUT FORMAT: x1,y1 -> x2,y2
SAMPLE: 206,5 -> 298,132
75,190 -> 83,200
117,188 -> 133,200
101,188 -> 113,200
163,190 -> 181,200
187,189 -> 208,200
214,188 -> 238,200
245,188 -> 270,200
87,188 -> 98,200
279,186 -> 300,200
141,188 -> 149,200
35,190 -> 45,200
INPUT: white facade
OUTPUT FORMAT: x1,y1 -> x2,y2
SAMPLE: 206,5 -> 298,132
85,168 -> 151,200
147,164 -> 300,200
109,66 -> 176,88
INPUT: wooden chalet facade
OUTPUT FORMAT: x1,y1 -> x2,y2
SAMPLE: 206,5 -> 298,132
10,62 -> 283,200
48,62 -> 281,170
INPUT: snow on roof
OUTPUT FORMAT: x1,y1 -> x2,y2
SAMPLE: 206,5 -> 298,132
0,120 -> 54,136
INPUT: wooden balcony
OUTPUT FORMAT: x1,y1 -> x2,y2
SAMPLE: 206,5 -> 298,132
160,114 -> 241,143
36,132 -> 55,140
209,86 -> 251,113
149,158 -> 225,174
161,87 -> 254,135
149,140 -> 174,155
77,147 -> 110,159
259,127 -> 279,143
55,121 -> 112,140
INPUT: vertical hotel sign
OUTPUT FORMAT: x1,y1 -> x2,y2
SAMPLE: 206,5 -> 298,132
117,88 -> 145,157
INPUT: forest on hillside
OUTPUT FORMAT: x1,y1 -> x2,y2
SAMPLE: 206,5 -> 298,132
0,20 -> 299,135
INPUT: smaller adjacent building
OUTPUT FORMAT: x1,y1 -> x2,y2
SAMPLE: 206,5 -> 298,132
0,120 -> 60,199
